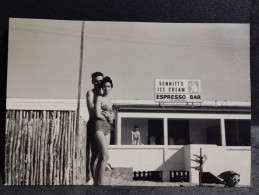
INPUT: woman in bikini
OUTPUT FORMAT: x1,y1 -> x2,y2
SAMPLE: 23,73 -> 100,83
94,76 -> 115,185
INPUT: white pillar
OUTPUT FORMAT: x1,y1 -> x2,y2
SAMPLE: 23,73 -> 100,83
162,117 -> 169,182
163,117 -> 168,146
116,113 -> 121,145
220,118 -> 226,146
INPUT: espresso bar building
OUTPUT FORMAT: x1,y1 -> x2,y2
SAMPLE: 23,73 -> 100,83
109,100 -> 251,185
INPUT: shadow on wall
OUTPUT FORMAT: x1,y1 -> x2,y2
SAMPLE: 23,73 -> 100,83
131,147 -> 185,182
155,147 -> 185,182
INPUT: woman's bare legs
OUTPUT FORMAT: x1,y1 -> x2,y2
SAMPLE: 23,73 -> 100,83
94,130 -> 110,185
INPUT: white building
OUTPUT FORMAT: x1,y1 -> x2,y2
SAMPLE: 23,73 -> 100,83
109,100 -> 251,186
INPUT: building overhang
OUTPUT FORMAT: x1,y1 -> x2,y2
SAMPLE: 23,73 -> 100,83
114,104 -> 251,115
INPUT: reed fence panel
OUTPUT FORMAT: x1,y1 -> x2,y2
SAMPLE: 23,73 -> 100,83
5,110 -> 87,185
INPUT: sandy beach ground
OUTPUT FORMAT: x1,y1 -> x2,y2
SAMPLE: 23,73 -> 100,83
87,178 -> 227,187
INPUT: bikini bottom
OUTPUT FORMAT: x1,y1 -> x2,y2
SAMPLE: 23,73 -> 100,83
95,119 -> 114,135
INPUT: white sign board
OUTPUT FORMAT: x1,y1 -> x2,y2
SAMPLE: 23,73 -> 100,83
155,79 -> 202,102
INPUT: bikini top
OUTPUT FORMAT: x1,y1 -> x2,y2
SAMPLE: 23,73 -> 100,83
101,104 -> 113,112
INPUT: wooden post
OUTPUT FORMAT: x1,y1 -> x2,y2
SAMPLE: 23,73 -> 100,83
49,111 -> 56,185
30,111 -> 36,185
199,148 -> 203,187
19,111 -> 26,184
10,110 -> 15,185
64,112 -> 69,185
5,111 -> 10,185
31,111 -> 37,185
10,110 -> 16,185
45,111 -> 50,185
26,111 -> 33,185
59,112 -> 64,184
67,111 -> 72,185
35,111 -> 40,184
72,111 -> 76,184
39,111 -> 46,185
15,110 -> 22,185
54,111 -> 60,185
75,20 -> 85,155
58,111 -> 62,184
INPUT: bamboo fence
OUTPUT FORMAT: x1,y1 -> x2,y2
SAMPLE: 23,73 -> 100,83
5,110 -> 87,185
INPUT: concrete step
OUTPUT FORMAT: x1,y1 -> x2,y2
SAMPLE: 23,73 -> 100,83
104,167 -> 133,185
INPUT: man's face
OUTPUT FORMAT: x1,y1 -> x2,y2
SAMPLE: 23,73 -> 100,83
92,76 -> 103,89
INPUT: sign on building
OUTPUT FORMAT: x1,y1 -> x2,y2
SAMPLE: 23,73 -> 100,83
155,79 -> 202,102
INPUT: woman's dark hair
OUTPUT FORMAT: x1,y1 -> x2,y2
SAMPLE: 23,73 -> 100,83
101,76 -> 113,88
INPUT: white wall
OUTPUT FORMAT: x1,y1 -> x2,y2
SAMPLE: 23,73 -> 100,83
109,146 -> 185,182
109,147 -> 164,171
165,147 -> 185,170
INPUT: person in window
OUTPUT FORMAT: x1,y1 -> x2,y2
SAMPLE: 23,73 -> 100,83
131,125 -> 141,145
94,76 -> 115,185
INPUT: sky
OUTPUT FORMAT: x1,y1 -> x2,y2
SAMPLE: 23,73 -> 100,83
7,19 -> 250,102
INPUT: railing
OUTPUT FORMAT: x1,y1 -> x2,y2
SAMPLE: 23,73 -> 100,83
170,171 -> 189,182
5,110 -> 87,185
133,171 -> 163,182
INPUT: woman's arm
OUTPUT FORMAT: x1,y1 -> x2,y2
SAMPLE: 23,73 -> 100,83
95,96 -> 107,120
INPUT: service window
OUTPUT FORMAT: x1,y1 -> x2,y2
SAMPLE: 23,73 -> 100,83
167,119 -> 190,145
167,119 -> 221,145
225,119 -> 251,146
121,118 -> 163,145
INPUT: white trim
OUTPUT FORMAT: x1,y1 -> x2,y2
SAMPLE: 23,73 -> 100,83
119,112 -> 251,119
220,118 -> 226,146
109,145 -> 252,150
109,145 -> 165,149
112,99 -> 251,107
6,98 -> 80,110
6,98 -> 91,121
6,98 -> 251,107
225,146 -> 251,151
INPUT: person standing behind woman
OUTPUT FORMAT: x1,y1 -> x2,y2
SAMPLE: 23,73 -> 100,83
86,72 -> 103,184
94,76 -> 115,185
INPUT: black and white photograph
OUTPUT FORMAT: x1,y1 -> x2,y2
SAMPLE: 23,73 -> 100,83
5,18 -> 251,187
